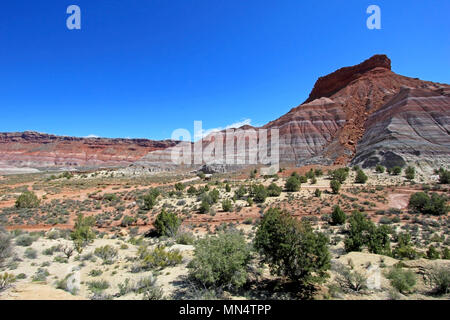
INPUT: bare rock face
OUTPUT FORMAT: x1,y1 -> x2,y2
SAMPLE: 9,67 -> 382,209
1,55 -> 448,173
0,131 -> 179,170
351,87 -> 450,168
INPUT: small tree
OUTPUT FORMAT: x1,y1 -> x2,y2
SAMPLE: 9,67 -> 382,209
285,176 -> 301,192
314,188 -> 322,197
331,206 -> 346,225
355,169 -> 368,184
70,213 -> 96,253
188,231 -> 252,290
254,208 -> 330,286
225,184 -> 231,192
330,168 -> 348,183
154,210 -> 181,237
199,199 -> 211,214
142,189 -> 160,210
15,191 -> 40,209
391,166 -> 402,176
437,168 -> 450,184
330,180 -> 341,194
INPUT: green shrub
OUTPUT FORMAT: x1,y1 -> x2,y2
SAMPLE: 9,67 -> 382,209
330,180 -> 341,194
70,213 -> 96,253
0,273 -> 15,291
16,234 -> 35,247
222,199 -> 233,212
333,263 -> 367,292
330,168 -> 348,183
199,199 -> 211,214
405,166 -> 415,180
87,280 -> 110,294
94,245 -> 118,264
0,228 -> 12,266
355,169 -> 368,184
254,208 -> 330,286
426,265 -> 450,295
314,188 -> 322,197
331,206 -> 346,225
24,248 -> 38,259
393,233 -> 419,260
175,230 -> 195,245
138,245 -> 182,270
344,211 -> 391,255
409,192 -> 449,216
267,183 -> 282,197
427,245 -> 440,260
154,210 -> 181,237
375,164 -> 385,173
15,191 -> 40,209
285,176 -> 301,192
438,169 -> 450,184
142,189 -> 160,210
251,184 -> 268,203
188,231 -> 252,290
121,215 -> 137,227
390,166 -> 402,175
386,266 -> 416,294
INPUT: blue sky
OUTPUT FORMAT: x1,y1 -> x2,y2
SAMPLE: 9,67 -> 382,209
0,0 -> 449,140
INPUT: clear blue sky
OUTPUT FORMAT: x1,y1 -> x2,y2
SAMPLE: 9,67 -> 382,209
0,0 -> 449,140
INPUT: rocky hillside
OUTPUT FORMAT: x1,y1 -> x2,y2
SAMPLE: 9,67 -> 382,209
1,55 -> 448,173
0,131 -> 179,172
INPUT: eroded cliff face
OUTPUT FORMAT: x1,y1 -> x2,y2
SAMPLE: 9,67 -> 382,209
0,131 -> 179,170
1,55 -> 448,173
351,87 -> 450,168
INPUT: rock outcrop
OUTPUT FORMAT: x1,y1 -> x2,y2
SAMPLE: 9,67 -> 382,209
0,131 -> 179,171
1,55 -> 448,173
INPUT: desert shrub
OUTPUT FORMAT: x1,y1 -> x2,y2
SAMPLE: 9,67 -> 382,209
94,245 -> 118,264
209,189 -> 220,204
174,182 -> 185,191
314,188 -> 322,197
315,169 -> 323,177
187,230 -> 252,290
15,234 -> 35,247
386,266 -> 416,294
102,193 -> 118,202
331,205 -> 346,225
121,215 -> 137,227
355,169 -> 368,184
330,180 -> 341,194
375,164 -> 385,173
187,186 -> 197,195
235,185 -> 246,199
141,189 -> 160,210
154,210 -> 181,237
267,183 -> 282,197
0,273 -> 15,291
251,184 -> 268,203
408,192 -> 449,216
32,268 -> 49,282
344,211 -> 391,255
87,280 -> 110,294
442,247 -> 450,260
425,265 -> 450,295
222,199 -> 233,212
427,245 -> 440,260
333,262 -> 367,292
405,166 -> 415,180
285,176 -> 301,192
199,199 -> 211,214
437,168 -> 450,184
70,213 -> 96,253
175,230 -> 195,245
225,184 -> 231,192
89,269 -> 103,277
24,248 -> 38,259
330,168 -> 349,183
0,228 -> 12,266
138,245 -> 182,270
254,208 -> 330,286
15,191 -> 40,209
390,166 -> 402,175
393,233 -> 419,260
